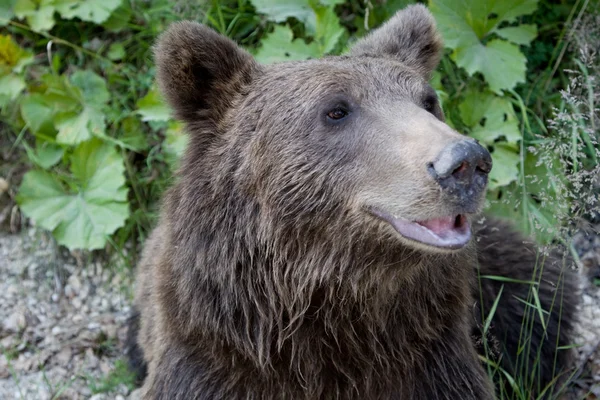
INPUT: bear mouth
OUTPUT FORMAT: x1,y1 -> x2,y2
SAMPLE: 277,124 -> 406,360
370,209 -> 471,250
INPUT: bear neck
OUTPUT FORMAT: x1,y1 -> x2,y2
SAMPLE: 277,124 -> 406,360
163,177 -> 477,391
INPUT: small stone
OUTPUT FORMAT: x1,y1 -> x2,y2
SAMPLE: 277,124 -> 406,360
67,275 -> 82,294
54,347 -> 72,365
128,388 -> 143,400
72,297 -> 82,309
87,322 -> 100,331
0,177 -> 9,194
51,326 -> 61,335
3,311 -> 26,333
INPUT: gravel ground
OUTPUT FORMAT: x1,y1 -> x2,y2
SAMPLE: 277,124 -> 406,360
0,222 -> 599,399
0,228 -> 136,399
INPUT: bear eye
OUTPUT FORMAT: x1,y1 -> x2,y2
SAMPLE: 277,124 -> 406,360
326,107 -> 349,121
423,100 -> 434,113
422,90 -> 439,115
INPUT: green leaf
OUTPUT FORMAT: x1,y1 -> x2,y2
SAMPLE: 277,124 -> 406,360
54,70 -> 109,145
13,0 -> 56,31
17,170 -> 72,231
55,106 -> 105,144
494,24 -> 537,46
459,90 -> 521,145
0,74 -> 25,107
70,70 -> 110,106
136,87 -> 171,122
23,140 -> 64,169
252,0 -> 317,34
0,0 -> 15,26
314,4 -> 344,55
118,116 -> 149,151
20,93 -> 56,135
107,42 -> 125,61
55,0 -> 123,24
255,25 -> 320,64
101,1 -> 132,32
17,140 -> 129,250
488,143 -> 519,188
456,39 -> 526,94
430,0 -> 537,92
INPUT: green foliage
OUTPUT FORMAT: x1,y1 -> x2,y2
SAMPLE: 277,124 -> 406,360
252,0 -> 345,61
0,0 -> 595,255
87,358 -> 137,394
17,139 -> 129,250
430,0 -> 537,93
13,0 -> 122,31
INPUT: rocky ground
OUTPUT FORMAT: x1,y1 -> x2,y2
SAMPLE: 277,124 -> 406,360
0,227 -> 137,399
0,221 -> 599,399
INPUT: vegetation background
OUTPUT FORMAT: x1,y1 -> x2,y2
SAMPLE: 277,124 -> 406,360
0,0 -> 599,398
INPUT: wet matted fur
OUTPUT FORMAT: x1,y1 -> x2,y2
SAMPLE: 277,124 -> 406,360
128,5 -> 579,399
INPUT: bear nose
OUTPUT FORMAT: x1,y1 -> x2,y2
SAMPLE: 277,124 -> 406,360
428,139 -> 492,196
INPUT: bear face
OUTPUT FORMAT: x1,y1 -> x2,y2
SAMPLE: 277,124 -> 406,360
156,5 -> 491,256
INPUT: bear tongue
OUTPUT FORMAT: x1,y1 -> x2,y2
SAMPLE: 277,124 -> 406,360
391,214 -> 471,249
416,216 -> 461,239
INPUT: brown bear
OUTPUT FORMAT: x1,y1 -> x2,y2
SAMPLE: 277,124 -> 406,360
128,4 -> 579,399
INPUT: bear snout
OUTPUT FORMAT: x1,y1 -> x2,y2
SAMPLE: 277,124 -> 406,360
427,139 -> 492,208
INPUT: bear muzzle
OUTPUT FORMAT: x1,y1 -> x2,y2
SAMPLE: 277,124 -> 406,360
428,139 -> 492,212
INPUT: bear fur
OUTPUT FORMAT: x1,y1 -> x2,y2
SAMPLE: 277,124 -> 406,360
129,5 -> 579,399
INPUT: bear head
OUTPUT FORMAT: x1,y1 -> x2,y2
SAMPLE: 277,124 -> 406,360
154,4 -> 492,256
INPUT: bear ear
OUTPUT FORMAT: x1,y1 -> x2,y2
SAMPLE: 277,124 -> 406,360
349,4 -> 443,79
154,21 -> 259,124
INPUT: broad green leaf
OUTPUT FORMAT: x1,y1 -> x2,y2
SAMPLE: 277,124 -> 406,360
20,93 -> 56,135
23,140 -> 64,169
255,25 -> 320,64
55,106 -> 105,144
13,0 -> 56,31
455,39 -> 526,94
136,87 -> 170,122
430,0 -> 538,43
70,70 -> 110,106
33,142 -> 64,168
487,153 -> 568,242
17,170 -> 72,231
118,116 -> 149,151
490,0 -> 538,25
430,0 -> 537,92
54,70 -> 109,144
17,140 -> 129,250
0,74 -> 25,107
314,5 -> 344,54
252,0 -> 317,34
0,0 -> 15,26
101,1 -> 132,32
55,0 -> 123,24
494,24 -> 537,46
459,90 -> 521,145
488,143 -> 519,188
